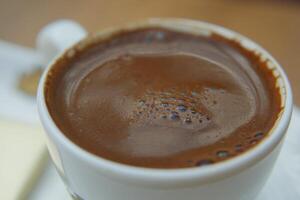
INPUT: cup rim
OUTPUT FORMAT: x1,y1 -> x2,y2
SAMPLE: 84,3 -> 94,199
37,18 -> 293,186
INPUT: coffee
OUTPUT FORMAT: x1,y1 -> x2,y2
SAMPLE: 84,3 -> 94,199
45,27 -> 281,168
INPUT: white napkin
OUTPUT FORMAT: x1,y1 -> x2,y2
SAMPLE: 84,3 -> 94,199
0,119 -> 47,200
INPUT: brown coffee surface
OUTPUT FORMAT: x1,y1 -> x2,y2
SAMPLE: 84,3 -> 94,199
45,28 -> 281,168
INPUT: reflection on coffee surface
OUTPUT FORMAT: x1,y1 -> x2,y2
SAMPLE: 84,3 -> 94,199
45,27 -> 281,168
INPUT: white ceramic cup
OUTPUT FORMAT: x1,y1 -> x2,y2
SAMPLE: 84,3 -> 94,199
37,18 -> 293,200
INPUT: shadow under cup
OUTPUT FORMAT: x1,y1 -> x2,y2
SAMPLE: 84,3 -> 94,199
37,19 -> 293,200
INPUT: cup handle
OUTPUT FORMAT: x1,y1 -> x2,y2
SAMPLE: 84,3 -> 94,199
36,19 -> 87,66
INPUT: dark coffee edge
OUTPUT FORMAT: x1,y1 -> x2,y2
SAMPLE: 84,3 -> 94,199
44,25 -> 283,169
45,25 -> 282,134
210,32 -> 283,134
45,26 -> 282,108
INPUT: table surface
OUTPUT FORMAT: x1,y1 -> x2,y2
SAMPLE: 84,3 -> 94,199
1,0 -> 300,104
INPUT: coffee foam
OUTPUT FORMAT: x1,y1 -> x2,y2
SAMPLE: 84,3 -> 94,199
45,27 -> 281,168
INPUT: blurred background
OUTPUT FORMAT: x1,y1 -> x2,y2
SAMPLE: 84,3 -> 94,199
0,0 -> 300,104
1,1 -> 300,199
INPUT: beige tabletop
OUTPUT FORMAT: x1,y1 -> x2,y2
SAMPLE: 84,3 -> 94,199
1,0 -> 300,105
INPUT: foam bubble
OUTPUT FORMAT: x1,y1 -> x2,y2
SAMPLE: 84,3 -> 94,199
184,117 -> 192,124
177,104 -> 187,112
170,112 -> 180,121
195,159 -> 214,166
235,144 -> 243,152
254,132 -> 264,139
216,150 -> 229,158
250,139 -> 258,145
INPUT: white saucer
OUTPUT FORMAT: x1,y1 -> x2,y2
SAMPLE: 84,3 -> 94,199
26,108 -> 300,200
1,40 -> 299,200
